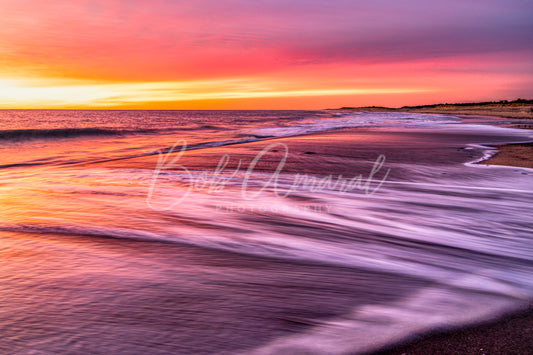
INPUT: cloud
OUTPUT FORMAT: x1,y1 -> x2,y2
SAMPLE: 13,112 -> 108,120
1,0 -> 532,81
0,0 -> 531,107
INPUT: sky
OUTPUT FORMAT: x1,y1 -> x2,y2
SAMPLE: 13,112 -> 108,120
1,0 -> 532,109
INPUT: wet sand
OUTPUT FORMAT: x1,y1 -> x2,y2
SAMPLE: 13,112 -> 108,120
81,123 -> 533,354
370,126 -> 533,353
91,125 -> 530,179
483,142 -> 533,169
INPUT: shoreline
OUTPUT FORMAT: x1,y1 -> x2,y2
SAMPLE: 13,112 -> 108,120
95,125 -> 524,180
330,107 -> 533,170
359,115 -> 532,353
2,112 -> 532,354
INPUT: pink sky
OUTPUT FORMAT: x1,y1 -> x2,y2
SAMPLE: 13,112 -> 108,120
1,0 -> 532,109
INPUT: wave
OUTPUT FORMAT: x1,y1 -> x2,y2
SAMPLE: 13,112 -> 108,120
0,128 -> 127,141
0,223 -> 175,244
249,111 -> 459,138
0,133 -> 264,171
252,287 -> 524,355
0,127 -> 170,141
0,111 -> 463,144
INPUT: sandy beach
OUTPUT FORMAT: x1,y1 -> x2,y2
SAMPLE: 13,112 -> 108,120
483,142 -> 533,169
94,123 -> 531,179
2,0 -> 532,353
341,101 -> 533,119
153,115 -> 533,354
402,103 -> 533,119
86,114 -> 533,354
363,114 -> 533,354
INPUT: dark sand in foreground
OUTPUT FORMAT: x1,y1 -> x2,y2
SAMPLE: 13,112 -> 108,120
375,307 -> 533,355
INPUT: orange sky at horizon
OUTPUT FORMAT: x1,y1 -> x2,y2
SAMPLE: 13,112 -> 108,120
1,0 -> 532,109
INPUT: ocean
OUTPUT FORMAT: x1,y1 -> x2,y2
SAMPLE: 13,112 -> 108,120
1,110 -> 532,354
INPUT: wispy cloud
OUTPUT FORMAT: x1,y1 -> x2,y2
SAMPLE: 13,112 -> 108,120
0,0 -> 531,108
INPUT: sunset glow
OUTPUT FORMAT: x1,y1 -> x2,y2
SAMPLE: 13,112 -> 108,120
1,0 -> 532,109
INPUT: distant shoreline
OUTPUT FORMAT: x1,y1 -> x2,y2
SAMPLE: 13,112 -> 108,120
334,99 -> 533,119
